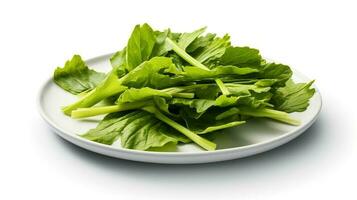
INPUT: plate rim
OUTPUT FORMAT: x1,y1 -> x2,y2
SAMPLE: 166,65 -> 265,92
37,53 -> 322,158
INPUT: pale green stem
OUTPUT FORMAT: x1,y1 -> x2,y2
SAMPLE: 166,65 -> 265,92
238,107 -> 301,126
166,38 -> 230,95
172,92 -> 195,98
142,106 -> 216,151
71,101 -> 150,119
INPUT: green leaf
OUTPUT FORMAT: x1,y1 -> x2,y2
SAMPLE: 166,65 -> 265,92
194,34 -> 231,66
177,27 -> 206,50
117,87 -> 172,103
110,48 -> 127,69
259,63 -> 292,86
193,85 -> 220,100
62,68 -> 127,115
120,57 -> 183,89
151,30 -> 172,57
186,33 -> 216,53
142,106 -> 216,150
169,98 -> 216,113
126,23 -> 156,71
81,111 -> 146,144
180,108 -> 245,134
225,83 -> 273,108
226,83 -> 271,96
169,95 -> 239,117
254,79 -> 278,87
271,79 -> 315,113
153,97 -> 178,117
220,46 -> 262,67
54,55 -> 106,94
237,92 -> 273,108
81,110 -> 190,150
215,95 -> 239,107
182,65 -> 258,80
64,56 -> 182,115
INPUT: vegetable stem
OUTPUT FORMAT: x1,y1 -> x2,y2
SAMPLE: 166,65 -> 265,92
71,101 -> 150,119
142,106 -> 217,151
215,79 -> 230,95
63,71 -> 127,115
237,107 -> 300,125
166,38 -> 230,95
172,92 -> 195,98
166,38 -> 208,70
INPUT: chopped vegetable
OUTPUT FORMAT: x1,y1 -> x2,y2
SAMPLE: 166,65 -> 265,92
53,24 -> 316,151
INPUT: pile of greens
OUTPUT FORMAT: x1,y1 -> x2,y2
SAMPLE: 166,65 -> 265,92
53,24 -> 315,151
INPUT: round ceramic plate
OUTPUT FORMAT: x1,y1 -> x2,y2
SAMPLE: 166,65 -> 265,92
38,54 -> 322,164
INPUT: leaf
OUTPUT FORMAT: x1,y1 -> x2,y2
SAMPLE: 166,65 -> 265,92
226,83 -> 271,96
120,57 -> 183,89
180,108 -> 245,134
237,92 -> 273,108
117,87 -> 171,103
271,79 -> 315,113
54,55 -> 106,94
194,34 -> 231,66
254,79 -> 278,87
151,30 -> 171,57
215,95 -> 239,107
81,110 -> 190,150
225,83 -> 273,108
169,98 -> 216,113
183,65 -> 258,80
110,48 -> 127,71
81,111 -> 146,144
177,27 -> 206,50
259,63 -> 292,86
169,95 -> 239,117
186,33 -> 216,53
153,97 -> 178,117
220,46 -> 262,67
193,85 -> 220,100
126,23 -> 156,71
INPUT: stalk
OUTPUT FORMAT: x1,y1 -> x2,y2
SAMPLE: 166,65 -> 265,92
70,84 -> 197,118
237,107 -> 300,125
172,92 -> 195,98
215,79 -> 230,95
63,71 -> 127,115
142,106 -> 217,151
166,38 -> 230,95
71,101 -> 150,119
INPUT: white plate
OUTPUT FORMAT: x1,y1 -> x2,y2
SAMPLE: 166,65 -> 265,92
38,54 -> 322,164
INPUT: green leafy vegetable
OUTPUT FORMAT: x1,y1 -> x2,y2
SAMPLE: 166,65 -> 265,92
272,79 -> 315,112
117,87 -> 172,103
170,98 -> 216,113
186,33 -> 216,53
110,48 -> 127,70
178,27 -> 206,50
82,111 -> 190,150
194,34 -> 231,66
53,23 -> 316,152
180,108 -> 245,134
54,55 -> 106,94
126,23 -> 156,71
220,46 -> 262,67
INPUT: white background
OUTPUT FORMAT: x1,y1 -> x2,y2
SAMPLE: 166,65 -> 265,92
0,0 -> 356,199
